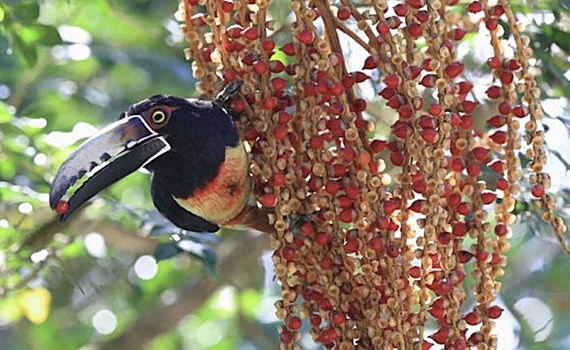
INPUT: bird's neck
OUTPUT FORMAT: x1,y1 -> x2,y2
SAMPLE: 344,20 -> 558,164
150,152 -> 220,199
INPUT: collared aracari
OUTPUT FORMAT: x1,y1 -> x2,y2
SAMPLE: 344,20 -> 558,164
49,93 -> 273,234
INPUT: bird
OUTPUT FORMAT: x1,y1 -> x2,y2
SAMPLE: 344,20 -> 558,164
49,85 -> 274,234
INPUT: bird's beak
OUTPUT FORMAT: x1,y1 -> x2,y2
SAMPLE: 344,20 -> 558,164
49,115 -> 170,220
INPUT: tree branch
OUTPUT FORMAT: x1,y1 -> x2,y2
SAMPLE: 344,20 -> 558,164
97,232 -> 271,350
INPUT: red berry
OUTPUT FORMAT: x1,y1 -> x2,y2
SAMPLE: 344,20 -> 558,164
421,128 -> 437,143
269,172 -> 285,187
315,232 -> 330,246
297,29 -> 315,44
458,81 -> 473,94
488,160 -> 504,173
55,200 -> 69,215
494,223 -> 508,237
369,237 -> 384,252
472,147 -> 490,162
486,85 -> 502,99
461,100 -> 477,113
273,126 -> 289,140
390,151 -> 404,166
271,77 -> 288,92
429,306 -> 445,319
464,311 -> 481,325
466,163 -> 481,178
438,232 -> 452,244
310,313 -> 322,327
384,73 -> 400,88
288,316 -> 302,330
512,105 -> 526,118
220,0 -> 234,12
444,62 -> 464,78
394,4 -> 408,16
242,26 -> 258,40
269,60 -> 285,73
407,22 -> 423,38
496,177 -> 509,190
487,56 -> 501,69
259,193 -> 277,207
354,71 -> 369,83
467,1 -> 482,13
451,27 -> 466,40
499,69 -> 514,84
363,55 -> 378,69
282,246 -> 296,261
337,6 -> 351,20
280,42 -> 296,56
452,222 -> 468,237
222,68 -> 237,81
412,179 -> 427,194
230,98 -> 245,113
428,103 -> 442,116
331,311 -> 345,325
489,130 -> 507,144
383,198 -> 402,214
487,115 -> 507,127
261,38 -> 275,52
532,184 -> 545,197
227,24 -> 243,38
243,127 -> 258,141
409,266 -> 421,278
506,58 -> 521,71
486,18 -> 499,31
416,10 -> 430,23
252,60 -> 268,75
370,139 -> 386,153
458,250 -> 474,263
352,98 -> 367,112
488,305 -> 503,319
323,328 -> 339,342
430,328 -> 449,344
261,96 -> 278,110
492,4 -> 505,16
480,191 -> 497,204
376,20 -> 390,35
280,330 -> 294,344
398,104 -> 413,119
408,0 -> 424,8
498,101 -> 512,115
456,202 -> 471,215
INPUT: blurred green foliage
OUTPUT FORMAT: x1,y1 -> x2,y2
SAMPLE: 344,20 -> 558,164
0,0 -> 570,349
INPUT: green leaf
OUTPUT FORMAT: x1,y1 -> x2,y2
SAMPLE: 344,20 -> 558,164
0,101 -> 14,123
12,2 -> 39,23
153,243 -> 181,261
0,6 -> 5,23
19,24 -> 62,46
542,24 -> 570,54
12,31 -> 37,67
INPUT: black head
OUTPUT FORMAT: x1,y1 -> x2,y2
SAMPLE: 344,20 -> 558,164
123,95 -> 240,197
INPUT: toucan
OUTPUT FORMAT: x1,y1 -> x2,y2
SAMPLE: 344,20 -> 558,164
49,87 -> 273,234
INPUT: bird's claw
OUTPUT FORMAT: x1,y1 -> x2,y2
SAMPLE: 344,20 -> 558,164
290,212 -> 318,237
215,81 -> 243,105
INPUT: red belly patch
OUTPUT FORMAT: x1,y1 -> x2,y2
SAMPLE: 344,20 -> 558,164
174,145 -> 251,225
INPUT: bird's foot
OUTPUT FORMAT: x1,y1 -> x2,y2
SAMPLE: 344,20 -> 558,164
215,81 -> 243,105
290,212 -> 318,237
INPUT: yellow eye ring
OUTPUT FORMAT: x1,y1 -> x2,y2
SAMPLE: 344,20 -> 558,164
151,110 -> 167,124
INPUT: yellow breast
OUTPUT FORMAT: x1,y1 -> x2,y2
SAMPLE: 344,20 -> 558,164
174,145 -> 251,225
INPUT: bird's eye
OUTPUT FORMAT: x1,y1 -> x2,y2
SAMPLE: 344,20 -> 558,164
151,110 -> 167,124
